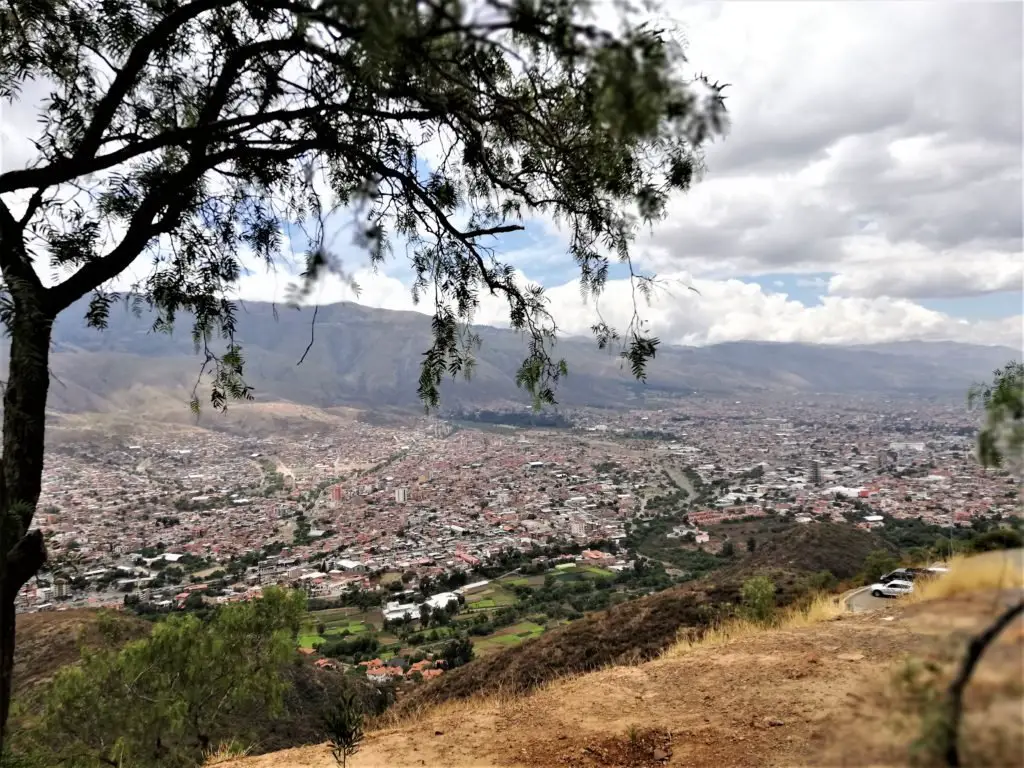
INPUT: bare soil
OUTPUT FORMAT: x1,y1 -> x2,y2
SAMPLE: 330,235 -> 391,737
222,590 -> 1024,768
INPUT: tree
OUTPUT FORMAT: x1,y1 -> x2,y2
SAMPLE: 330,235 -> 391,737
441,635 -> 474,670
746,536 -> 756,553
739,576 -> 775,625
419,602 -> 431,630
720,540 -> 735,558
24,588 -> 305,767
0,0 -> 727,742
862,549 -> 899,583
323,689 -> 364,768
968,362 -> 1024,471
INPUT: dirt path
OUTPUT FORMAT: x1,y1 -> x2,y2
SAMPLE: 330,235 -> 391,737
224,592 -> 1023,768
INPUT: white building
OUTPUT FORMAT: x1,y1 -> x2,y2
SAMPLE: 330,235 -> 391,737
395,487 -> 409,503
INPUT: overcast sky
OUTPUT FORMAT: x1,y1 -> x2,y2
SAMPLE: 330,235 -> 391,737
1,1 -> 1022,348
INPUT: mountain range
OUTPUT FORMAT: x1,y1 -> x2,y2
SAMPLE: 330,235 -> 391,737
1,297 -> 1014,422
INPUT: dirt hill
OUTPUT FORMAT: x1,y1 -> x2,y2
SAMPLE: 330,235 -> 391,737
12,609 -> 151,698
221,553 -> 1024,768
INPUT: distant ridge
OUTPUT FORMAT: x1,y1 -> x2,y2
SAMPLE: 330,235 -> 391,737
1,297 -> 1015,417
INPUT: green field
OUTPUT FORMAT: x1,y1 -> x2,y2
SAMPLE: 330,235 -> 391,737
473,620 -> 546,654
551,563 -> 616,582
310,606 -> 360,624
326,621 -> 368,635
498,574 -> 545,588
300,610 -> 376,649
298,633 -> 324,650
465,585 -> 517,610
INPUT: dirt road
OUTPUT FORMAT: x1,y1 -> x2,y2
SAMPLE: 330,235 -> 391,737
846,586 -> 899,613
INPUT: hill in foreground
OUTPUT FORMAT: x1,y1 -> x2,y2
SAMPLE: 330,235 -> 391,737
222,552 -> 1024,768
10,610 -> 389,758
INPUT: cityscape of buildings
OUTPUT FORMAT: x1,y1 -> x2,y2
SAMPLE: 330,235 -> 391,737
21,395 -> 1018,612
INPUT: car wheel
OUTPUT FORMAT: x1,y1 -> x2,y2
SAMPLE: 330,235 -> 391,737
872,590 -> 883,597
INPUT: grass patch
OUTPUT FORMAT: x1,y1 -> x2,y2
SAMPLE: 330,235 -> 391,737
472,621 -> 546,654
665,592 -> 846,658
911,550 -> 1024,602
466,586 -> 517,609
297,633 -> 324,650
309,606 -> 359,624
325,621 -> 368,635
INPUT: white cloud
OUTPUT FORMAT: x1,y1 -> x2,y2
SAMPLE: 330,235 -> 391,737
241,262 -> 1022,349
827,244 -> 1023,299
2,1 -> 1020,350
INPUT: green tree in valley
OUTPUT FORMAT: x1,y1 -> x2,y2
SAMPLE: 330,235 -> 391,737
0,0 -> 727,743
441,635 -> 475,670
22,588 -> 305,767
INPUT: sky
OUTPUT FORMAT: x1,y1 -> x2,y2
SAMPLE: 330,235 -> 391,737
0,1 -> 1022,349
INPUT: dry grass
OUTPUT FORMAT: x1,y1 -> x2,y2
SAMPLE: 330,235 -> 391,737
664,591 -> 846,658
203,740 -> 255,765
911,549 -> 1024,603
371,673 -> 583,733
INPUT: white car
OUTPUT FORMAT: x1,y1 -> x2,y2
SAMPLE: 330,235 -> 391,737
870,579 -> 914,598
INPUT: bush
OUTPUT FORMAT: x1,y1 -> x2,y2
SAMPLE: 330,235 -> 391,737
24,588 -> 306,767
740,576 -> 776,625
863,550 -> 900,583
324,690 -> 364,768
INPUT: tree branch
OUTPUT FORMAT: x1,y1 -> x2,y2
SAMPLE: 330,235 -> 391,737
70,0 -> 240,163
48,141 -> 320,311
941,599 -> 1024,766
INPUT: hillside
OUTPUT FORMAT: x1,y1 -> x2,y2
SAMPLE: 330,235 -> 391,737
223,553 -> 1024,768
0,298 -> 1014,422
12,609 -> 151,698
380,522 -> 889,716
9,609 -> 390,759
719,519 -> 896,581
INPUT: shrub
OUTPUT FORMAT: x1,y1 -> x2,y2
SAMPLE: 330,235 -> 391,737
740,577 -> 776,625
323,690 -> 364,768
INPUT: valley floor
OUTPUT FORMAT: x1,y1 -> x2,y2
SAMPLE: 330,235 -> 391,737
223,585 -> 1024,768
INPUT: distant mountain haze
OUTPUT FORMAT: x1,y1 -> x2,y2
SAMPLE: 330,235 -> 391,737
1,297 -> 1014,416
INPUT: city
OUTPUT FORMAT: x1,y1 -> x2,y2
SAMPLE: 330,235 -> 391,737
25,395 -> 1016,615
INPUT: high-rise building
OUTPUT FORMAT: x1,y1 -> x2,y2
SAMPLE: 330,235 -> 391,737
395,487 -> 409,503
52,577 -> 70,599
330,485 -> 343,506
809,460 -> 823,486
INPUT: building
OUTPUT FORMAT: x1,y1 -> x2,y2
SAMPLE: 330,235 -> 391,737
52,577 -> 70,599
809,460 -> 823,486
395,487 -> 409,503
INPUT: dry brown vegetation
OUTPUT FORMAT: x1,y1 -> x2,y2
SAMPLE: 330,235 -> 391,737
12,609 -> 150,697
220,551 -> 1024,768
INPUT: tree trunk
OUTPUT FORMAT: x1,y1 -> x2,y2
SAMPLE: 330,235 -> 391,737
0,305 -> 53,751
